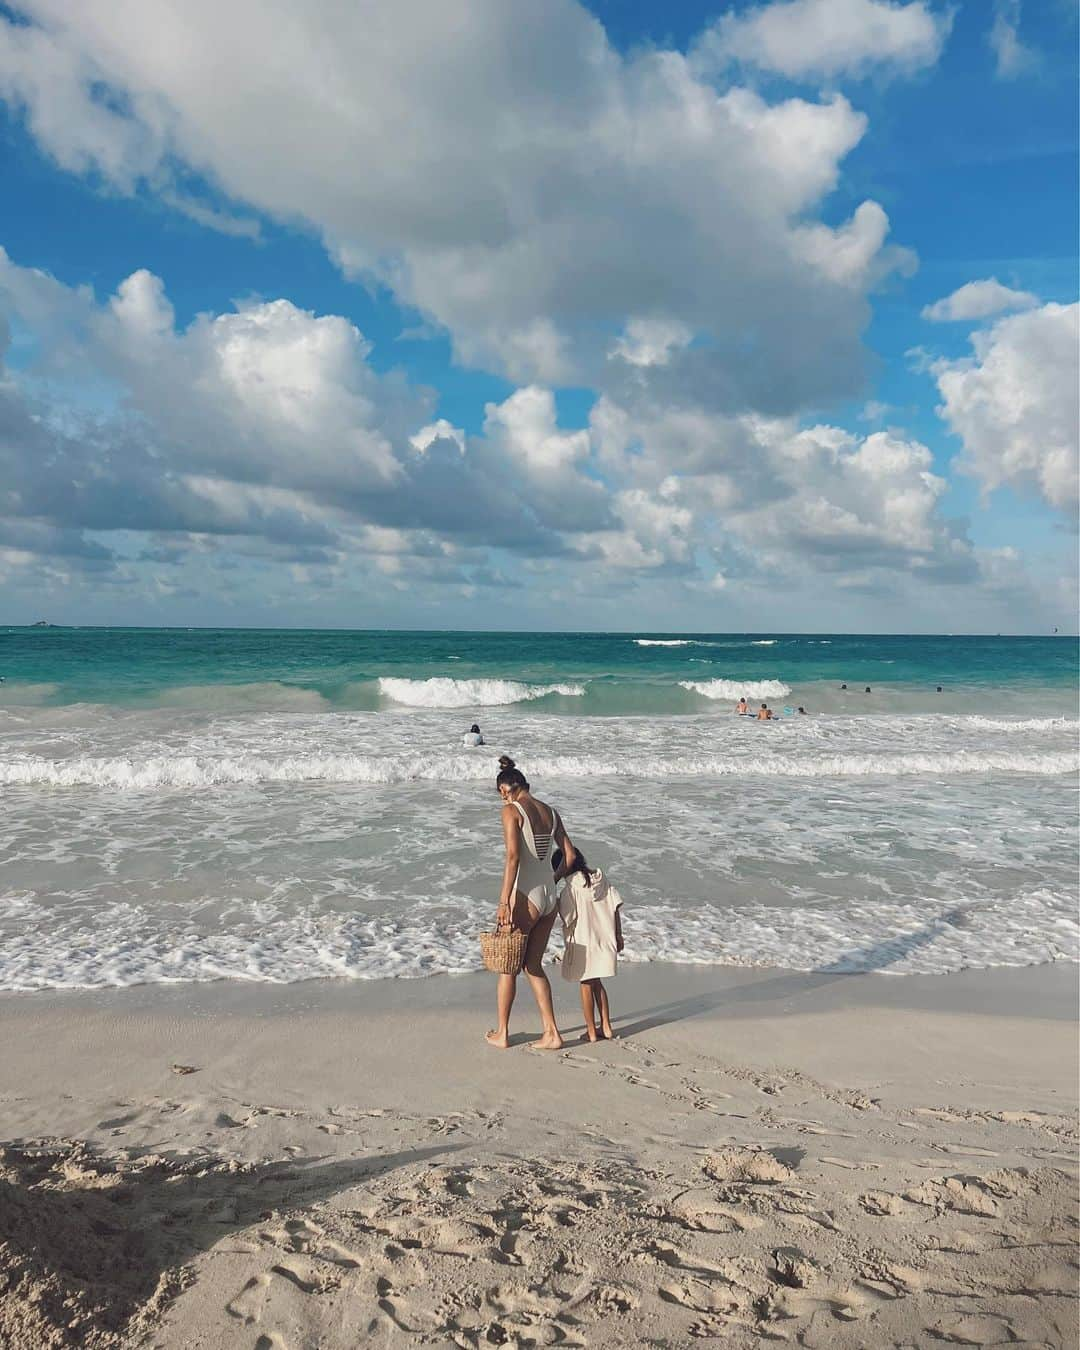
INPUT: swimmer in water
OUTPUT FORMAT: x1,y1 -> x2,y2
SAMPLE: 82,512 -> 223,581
736,697 -> 749,715
463,723 -> 484,746
757,703 -> 772,721
936,686 -> 943,693
864,686 -> 872,693
797,706 -> 807,715
840,683 -> 847,690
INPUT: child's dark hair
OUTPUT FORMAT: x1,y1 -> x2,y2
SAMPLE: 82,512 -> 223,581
496,755 -> 529,792
553,846 -> 594,889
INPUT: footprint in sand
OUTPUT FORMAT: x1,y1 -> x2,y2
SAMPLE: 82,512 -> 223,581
226,1272 -> 272,1324
927,1311 -> 1018,1343
215,1111 -> 254,1129
668,1187 -> 763,1233
859,1190 -> 909,1217
634,1238 -> 739,1280
659,1278 -> 747,1317
904,1178 -> 1000,1217
930,1142 -> 1001,1158
96,1111 -> 141,1131
701,1147 -> 795,1186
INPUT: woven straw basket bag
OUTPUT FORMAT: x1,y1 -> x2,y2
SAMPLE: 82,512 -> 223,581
479,921 -> 527,976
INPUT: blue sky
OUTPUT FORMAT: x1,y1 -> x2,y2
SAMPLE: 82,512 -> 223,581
0,0 -> 1076,631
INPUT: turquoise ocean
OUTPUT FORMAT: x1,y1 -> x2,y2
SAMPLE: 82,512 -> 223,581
1,627 -> 1077,990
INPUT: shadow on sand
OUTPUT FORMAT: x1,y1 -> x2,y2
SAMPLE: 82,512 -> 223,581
607,907 -> 971,1041
0,1137 -> 461,1346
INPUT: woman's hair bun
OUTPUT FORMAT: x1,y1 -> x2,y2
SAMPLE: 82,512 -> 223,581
498,755 -> 516,771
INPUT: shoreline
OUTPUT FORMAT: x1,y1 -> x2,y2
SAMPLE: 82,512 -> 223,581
1,953 -> 1077,1011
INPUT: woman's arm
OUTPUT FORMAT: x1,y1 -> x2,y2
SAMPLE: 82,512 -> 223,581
498,804 -> 522,921
551,813 -> 577,882
615,907 -> 624,953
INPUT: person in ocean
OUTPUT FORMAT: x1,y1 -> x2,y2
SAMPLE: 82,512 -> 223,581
757,703 -> 772,720
463,723 -> 484,746
736,697 -> 749,715
797,706 -> 807,715
557,849 -> 623,1042
486,756 -> 578,1051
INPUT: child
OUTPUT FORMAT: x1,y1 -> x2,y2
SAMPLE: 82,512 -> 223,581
555,849 -> 624,1042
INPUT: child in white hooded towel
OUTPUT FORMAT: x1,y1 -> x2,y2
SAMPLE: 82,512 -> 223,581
556,850 -> 623,1042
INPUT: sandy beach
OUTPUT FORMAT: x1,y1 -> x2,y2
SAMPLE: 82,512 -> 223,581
1,960 -> 1076,1348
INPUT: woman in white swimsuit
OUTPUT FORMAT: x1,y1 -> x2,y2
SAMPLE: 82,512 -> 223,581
485,756 -> 578,1051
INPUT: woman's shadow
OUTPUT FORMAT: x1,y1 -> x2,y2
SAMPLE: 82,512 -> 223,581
609,908 -> 972,1041
0,1137 -> 461,1342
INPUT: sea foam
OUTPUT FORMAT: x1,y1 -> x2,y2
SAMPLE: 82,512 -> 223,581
3,748 -> 1073,789
378,677 -> 585,707
2,885 -> 1074,991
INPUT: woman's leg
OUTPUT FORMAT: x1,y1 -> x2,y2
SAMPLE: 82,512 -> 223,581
485,892 -> 534,1049
485,974 -> 517,1048
595,981 -> 614,1038
523,908 -> 563,1049
580,980 -> 599,1042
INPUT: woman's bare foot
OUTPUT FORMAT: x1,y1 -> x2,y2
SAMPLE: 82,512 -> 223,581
485,1029 -> 510,1049
600,1021 -> 616,1039
534,1030 -> 565,1050
582,1029 -> 600,1043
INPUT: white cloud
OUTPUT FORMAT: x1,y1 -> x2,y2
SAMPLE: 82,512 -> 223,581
794,200 -> 912,286
0,243 -> 1069,625
694,0 -> 950,81
159,191 -> 263,241
0,0 -> 908,411
611,319 -> 693,368
410,420 -> 466,455
481,386 -> 609,534
934,303 -> 1079,514
988,0 -> 1037,79
922,278 -> 1039,322
591,393 -> 977,582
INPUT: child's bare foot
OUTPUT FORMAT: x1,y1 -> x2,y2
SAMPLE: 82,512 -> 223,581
485,1029 -> 509,1049
534,1031 -> 565,1050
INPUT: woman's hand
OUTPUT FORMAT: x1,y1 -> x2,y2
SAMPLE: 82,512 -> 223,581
496,896 -> 512,929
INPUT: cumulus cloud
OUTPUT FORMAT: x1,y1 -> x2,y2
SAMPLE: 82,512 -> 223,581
694,0 -> 950,81
410,420 -> 466,456
0,248 -> 602,585
922,278 -> 1039,322
0,0 -> 910,412
610,319 -> 694,369
591,393 -> 979,586
988,0 -> 1037,79
934,303 -> 1079,515
0,242 -> 1067,625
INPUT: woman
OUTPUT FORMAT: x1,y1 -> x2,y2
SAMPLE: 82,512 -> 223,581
486,756 -> 578,1050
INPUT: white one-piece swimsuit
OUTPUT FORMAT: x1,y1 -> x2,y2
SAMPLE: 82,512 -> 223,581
512,801 -> 560,918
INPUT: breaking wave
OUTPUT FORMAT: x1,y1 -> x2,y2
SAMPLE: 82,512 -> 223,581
680,678 -> 791,700
377,677 -> 585,707
3,748 -> 1073,790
